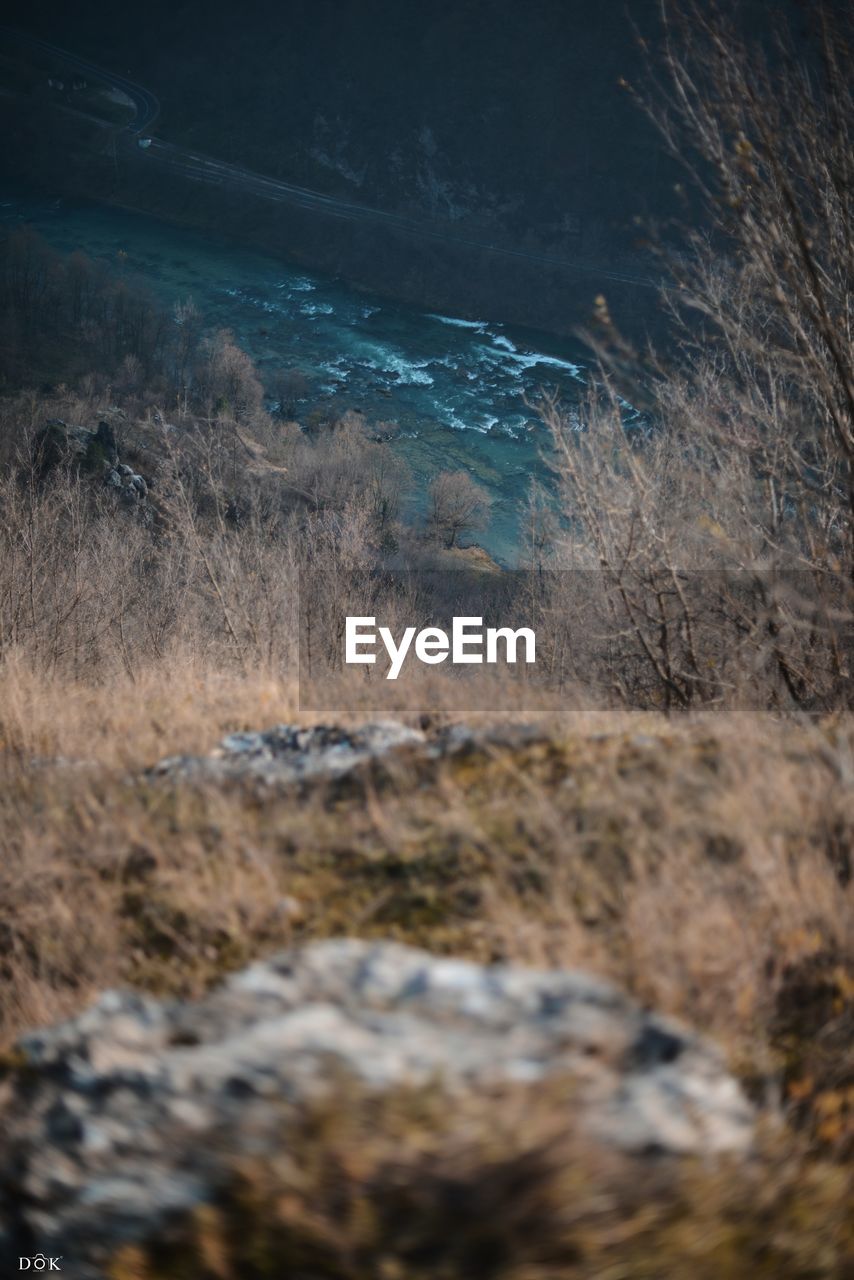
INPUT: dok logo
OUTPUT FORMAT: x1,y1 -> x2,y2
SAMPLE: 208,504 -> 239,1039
19,1259 -> 62,1271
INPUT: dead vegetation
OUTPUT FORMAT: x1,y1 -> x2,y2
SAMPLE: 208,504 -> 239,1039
0,659 -> 851,1140
107,1091 -> 853,1280
1,667 -> 852,1274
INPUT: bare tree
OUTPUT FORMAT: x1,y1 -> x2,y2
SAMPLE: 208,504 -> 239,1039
638,1 -> 854,578
172,297 -> 202,404
540,1 -> 853,711
427,470 -> 491,549
194,329 -> 264,424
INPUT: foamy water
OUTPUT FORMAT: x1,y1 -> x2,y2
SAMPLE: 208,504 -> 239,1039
1,193 -> 609,561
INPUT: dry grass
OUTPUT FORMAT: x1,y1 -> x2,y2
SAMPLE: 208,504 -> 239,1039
106,1093 -> 854,1280
1,654 -> 851,1147
0,596 -> 851,1276
0,647 -> 299,769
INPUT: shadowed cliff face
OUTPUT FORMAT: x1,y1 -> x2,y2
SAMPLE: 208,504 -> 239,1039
1,1 -> 799,331
1,1 -> 682,324
127,0 -> 673,248
9,1 -> 669,231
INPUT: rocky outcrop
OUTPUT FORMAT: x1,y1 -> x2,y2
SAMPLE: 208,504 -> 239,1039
0,940 -> 754,1273
153,720 -> 429,786
30,415 -> 150,507
151,720 -> 549,788
103,461 -> 148,502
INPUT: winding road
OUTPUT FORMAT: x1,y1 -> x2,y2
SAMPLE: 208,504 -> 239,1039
2,28 -> 159,134
2,27 -> 661,291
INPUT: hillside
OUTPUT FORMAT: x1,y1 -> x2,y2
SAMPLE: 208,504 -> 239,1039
0,3 -> 852,1274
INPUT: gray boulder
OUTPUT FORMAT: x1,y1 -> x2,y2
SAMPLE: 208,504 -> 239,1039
0,940 -> 754,1273
151,720 -> 550,789
153,720 -> 428,786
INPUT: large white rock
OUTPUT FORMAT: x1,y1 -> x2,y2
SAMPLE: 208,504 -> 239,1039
0,940 -> 754,1274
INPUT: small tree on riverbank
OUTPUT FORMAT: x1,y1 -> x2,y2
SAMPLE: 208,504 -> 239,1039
427,470 -> 491,548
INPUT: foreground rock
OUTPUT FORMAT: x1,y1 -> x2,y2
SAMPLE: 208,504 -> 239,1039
0,940 -> 753,1272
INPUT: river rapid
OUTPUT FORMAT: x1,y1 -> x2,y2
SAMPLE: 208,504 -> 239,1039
1,193 -> 601,562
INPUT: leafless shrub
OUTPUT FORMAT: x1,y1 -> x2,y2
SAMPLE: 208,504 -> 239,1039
539,1 -> 852,711
193,328 -> 265,423
427,469 -> 492,549
284,415 -> 410,540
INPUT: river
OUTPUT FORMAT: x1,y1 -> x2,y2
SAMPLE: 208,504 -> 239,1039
0,192 -> 605,563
